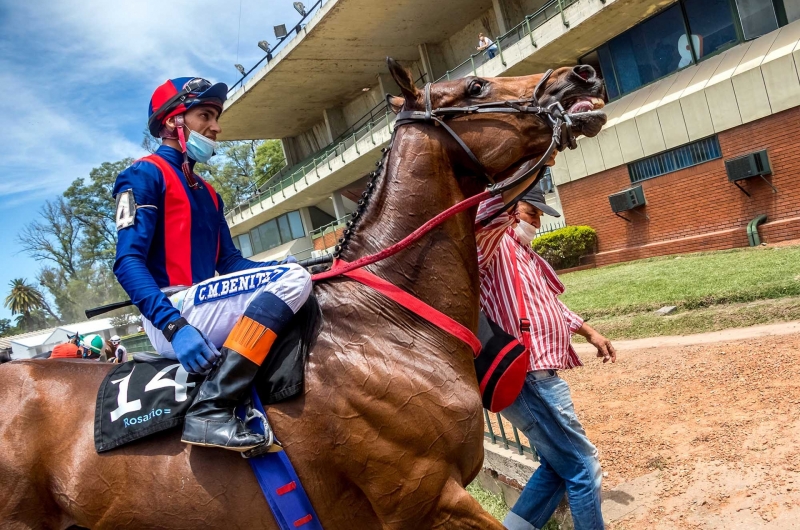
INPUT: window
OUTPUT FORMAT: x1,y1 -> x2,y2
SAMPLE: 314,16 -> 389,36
236,234 -> 253,258
538,168 -> 555,194
583,0 -> 798,100
287,210 -> 306,239
606,4 -> 688,95
683,0 -> 739,60
244,210 -> 307,257
628,136 -> 722,183
735,0 -> 779,39
786,0 -> 800,23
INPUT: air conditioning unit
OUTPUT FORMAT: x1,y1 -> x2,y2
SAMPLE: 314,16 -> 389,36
725,150 -> 771,182
608,185 -> 645,213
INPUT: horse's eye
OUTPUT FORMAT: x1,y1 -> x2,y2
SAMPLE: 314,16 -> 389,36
468,80 -> 484,96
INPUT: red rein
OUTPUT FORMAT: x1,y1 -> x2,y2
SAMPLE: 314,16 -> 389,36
311,190 -> 491,281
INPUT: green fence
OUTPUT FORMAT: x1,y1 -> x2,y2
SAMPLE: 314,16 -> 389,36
121,333 -> 154,353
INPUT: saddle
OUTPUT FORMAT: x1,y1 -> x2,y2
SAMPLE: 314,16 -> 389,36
94,296 -> 321,453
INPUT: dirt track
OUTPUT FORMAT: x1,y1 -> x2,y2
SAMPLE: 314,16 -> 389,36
563,332 -> 800,528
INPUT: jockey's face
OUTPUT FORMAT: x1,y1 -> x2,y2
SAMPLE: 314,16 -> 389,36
183,105 -> 222,141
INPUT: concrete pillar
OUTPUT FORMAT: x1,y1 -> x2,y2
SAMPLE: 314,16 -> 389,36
418,43 -> 448,82
280,137 -> 302,168
492,0 -> 526,35
299,207 -> 314,235
331,192 -> 347,220
323,107 -> 348,144
378,72 -> 402,98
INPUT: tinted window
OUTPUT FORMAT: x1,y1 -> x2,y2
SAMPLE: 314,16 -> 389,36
259,220 -> 281,251
684,0 -> 738,59
278,215 -> 292,243
597,46 -> 620,100
735,0 -> 778,39
786,0 -> 800,23
607,4 -> 688,94
288,210 -> 305,239
250,226 -> 263,255
237,234 -> 253,258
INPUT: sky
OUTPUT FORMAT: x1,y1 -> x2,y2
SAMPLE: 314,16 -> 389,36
0,0 -> 304,320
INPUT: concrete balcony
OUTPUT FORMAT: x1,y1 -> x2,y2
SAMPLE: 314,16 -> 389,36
225,0 -> 679,234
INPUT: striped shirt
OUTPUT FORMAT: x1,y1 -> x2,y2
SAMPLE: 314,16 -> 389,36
476,196 -> 584,371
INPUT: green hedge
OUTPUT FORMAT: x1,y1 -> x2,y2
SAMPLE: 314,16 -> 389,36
531,226 -> 597,270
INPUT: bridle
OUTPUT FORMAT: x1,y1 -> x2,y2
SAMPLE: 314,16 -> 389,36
393,69 -> 576,223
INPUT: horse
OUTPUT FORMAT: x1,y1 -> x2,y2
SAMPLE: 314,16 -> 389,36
0,59 -> 605,529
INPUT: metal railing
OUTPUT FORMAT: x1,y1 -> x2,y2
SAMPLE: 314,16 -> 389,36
256,71 -> 427,193
484,409 -> 536,458
225,108 -> 396,221
435,0 -> 578,83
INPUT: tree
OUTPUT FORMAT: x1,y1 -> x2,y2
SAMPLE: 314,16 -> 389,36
17,198 -> 81,278
63,158 -> 132,267
3,278 -> 59,326
254,139 -> 286,185
0,318 -> 11,337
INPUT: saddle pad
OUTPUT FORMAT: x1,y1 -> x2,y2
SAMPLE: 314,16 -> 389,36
94,358 -> 204,452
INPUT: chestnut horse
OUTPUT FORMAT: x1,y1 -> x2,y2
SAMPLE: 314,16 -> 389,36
0,60 -> 605,529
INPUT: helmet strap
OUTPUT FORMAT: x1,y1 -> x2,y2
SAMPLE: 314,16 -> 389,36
174,115 -> 199,189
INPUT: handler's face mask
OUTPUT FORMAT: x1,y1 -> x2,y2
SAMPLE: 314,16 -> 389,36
514,220 -> 539,245
185,129 -> 217,163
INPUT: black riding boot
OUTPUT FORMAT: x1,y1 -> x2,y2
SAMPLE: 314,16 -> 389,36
181,347 -> 266,451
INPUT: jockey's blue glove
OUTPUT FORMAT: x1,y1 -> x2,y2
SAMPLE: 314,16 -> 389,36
282,255 -> 297,264
172,325 -> 221,374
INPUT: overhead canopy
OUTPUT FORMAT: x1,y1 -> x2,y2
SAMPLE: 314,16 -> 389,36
220,0 -> 493,140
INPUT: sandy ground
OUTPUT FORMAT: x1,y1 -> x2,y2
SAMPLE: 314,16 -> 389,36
561,332 -> 800,529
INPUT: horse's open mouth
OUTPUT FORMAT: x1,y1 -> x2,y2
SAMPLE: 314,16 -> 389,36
564,96 -> 605,114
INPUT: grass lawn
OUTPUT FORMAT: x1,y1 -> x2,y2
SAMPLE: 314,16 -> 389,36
559,245 -> 800,340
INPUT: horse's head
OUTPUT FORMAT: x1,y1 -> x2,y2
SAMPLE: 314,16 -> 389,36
386,58 -> 606,187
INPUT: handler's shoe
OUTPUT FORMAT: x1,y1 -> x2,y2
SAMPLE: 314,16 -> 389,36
181,347 -> 265,451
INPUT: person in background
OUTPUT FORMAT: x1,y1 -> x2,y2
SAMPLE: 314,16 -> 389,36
81,334 -> 106,360
50,334 -> 81,359
110,335 -> 127,363
477,32 -> 498,59
476,187 -> 616,530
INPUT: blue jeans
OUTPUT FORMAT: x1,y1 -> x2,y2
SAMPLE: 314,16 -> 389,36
500,371 -> 603,530
486,45 -> 498,59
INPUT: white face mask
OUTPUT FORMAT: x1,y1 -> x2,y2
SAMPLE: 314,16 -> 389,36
514,220 -> 539,244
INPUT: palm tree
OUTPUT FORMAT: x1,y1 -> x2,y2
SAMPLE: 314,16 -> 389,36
4,278 -> 61,325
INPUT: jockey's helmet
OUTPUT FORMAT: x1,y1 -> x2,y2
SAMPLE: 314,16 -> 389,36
147,77 -> 228,137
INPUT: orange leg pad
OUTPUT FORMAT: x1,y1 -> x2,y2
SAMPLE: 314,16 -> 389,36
223,316 -> 278,366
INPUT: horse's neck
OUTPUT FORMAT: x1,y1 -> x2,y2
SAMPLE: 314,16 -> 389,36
340,127 -> 480,330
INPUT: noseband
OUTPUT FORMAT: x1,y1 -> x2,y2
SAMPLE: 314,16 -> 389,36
393,69 -> 576,212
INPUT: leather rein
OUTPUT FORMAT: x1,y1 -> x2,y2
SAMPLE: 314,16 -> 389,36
311,70 -> 576,353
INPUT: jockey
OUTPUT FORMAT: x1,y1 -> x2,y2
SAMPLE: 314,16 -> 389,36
113,77 -> 312,453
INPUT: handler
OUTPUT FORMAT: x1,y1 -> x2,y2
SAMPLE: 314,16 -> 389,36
113,77 -> 311,453
476,187 -> 616,530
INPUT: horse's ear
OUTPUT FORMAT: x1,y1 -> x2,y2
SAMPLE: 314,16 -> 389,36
386,94 -> 404,114
387,57 -> 420,102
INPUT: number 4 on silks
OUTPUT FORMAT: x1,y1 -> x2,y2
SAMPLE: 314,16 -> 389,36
109,364 -> 196,422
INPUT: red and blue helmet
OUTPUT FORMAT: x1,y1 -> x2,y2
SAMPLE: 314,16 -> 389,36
147,77 -> 228,137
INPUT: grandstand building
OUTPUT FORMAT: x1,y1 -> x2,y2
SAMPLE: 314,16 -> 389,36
220,0 -> 800,265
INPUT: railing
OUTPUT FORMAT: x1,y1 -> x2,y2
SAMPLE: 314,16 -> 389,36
435,0 -> 578,83
484,409 -> 536,458
536,220 -> 566,237
225,107 -> 396,221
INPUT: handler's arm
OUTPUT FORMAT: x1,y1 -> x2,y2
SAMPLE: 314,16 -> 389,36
215,195 -> 281,274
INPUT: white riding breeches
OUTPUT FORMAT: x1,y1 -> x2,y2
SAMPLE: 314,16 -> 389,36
142,264 -> 312,358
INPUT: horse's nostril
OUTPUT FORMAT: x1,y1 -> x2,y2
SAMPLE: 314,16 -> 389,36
573,65 -> 595,81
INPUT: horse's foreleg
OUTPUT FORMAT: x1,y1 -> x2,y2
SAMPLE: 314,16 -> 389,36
430,477 -> 506,530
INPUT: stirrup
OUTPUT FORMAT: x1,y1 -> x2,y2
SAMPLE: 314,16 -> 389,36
241,404 -> 281,459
